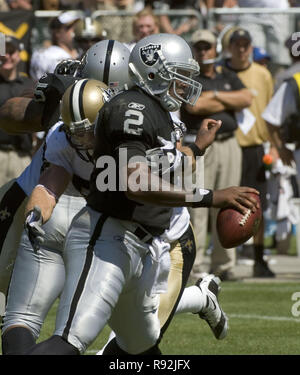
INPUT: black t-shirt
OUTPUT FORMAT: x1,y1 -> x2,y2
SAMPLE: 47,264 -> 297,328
87,87 -> 177,236
180,65 -> 245,134
0,74 -> 35,152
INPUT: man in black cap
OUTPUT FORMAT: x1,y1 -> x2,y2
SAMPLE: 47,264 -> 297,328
0,34 -> 34,185
181,28 -> 253,281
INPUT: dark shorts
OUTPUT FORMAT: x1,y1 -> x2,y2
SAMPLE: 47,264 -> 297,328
241,145 -> 267,211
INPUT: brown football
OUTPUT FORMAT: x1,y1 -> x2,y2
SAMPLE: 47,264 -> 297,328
216,193 -> 262,249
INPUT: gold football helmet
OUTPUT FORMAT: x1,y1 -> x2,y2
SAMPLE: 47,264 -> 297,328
61,78 -> 111,156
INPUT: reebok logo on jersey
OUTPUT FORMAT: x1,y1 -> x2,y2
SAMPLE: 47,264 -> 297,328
128,102 -> 145,111
140,43 -> 161,66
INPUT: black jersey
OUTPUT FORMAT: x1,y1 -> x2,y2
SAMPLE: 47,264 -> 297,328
87,87 -> 177,236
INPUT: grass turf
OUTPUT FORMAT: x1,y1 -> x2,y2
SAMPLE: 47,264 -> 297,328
26,280 -> 299,355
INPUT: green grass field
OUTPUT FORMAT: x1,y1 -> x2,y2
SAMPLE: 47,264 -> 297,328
26,280 -> 299,355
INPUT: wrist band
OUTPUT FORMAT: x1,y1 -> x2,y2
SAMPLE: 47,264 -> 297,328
192,188 -> 213,208
189,143 -> 205,158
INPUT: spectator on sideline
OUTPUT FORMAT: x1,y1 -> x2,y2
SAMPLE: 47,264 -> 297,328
30,11 -> 80,81
223,27 -> 276,277
125,6 -> 160,51
152,0 -> 201,38
181,29 -> 252,281
0,35 -> 34,185
237,0 -> 291,67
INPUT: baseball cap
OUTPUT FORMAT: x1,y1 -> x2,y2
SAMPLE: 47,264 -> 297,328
229,28 -> 252,44
49,11 -> 81,30
191,29 -> 217,46
253,46 -> 271,62
5,35 -> 21,51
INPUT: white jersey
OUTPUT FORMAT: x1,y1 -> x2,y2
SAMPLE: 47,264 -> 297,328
44,125 -> 93,182
30,45 -> 74,81
16,123 -> 61,196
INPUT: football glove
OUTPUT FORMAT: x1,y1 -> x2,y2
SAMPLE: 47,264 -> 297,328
34,73 -> 76,103
146,136 -> 184,176
34,73 -> 77,129
24,206 -> 45,252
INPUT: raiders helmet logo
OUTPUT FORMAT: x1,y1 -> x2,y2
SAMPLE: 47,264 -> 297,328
140,43 -> 161,66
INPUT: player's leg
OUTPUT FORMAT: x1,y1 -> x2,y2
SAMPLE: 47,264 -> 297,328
27,209 -> 149,355
0,179 -> 28,316
1,194 -> 85,354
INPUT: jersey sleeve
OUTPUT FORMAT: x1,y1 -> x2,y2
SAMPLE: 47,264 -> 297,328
44,125 -> 75,175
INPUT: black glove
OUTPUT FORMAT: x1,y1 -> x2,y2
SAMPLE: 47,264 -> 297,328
34,73 -> 77,129
34,73 -> 76,103
24,206 -> 45,252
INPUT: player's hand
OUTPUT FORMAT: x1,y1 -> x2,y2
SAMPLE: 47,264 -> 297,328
146,136 -> 184,175
34,73 -> 76,103
194,118 -> 222,154
24,206 -> 45,252
212,186 -> 260,214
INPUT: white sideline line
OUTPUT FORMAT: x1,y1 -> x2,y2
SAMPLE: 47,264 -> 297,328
229,313 -> 300,322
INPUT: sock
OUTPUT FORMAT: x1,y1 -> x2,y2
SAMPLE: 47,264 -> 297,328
2,327 -> 36,355
175,285 -> 206,314
26,335 -> 79,355
254,244 -> 264,263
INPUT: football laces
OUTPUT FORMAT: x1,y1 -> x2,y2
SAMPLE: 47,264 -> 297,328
239,209 -> 251,226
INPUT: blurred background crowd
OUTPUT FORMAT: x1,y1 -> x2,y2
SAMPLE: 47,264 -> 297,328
1,0 -> 300,281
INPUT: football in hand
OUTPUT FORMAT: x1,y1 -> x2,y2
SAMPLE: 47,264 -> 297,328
216,193 -> 262,249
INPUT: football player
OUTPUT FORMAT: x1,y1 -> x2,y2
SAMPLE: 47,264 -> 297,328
2,78 -> 221,355
26,34 -> 259,355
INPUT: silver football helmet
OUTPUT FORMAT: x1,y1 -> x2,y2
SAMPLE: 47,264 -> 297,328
129,33 -> 202,112
77,39 -> 133,93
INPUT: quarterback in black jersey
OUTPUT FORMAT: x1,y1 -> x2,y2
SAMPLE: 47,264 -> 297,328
27,34 -> 260,356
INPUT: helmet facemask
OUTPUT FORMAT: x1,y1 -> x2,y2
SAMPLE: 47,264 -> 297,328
63,119 -> 95,162
129,48 -> 202,112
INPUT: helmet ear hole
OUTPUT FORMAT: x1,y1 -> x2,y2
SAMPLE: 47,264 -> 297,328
148,72 -> 155,80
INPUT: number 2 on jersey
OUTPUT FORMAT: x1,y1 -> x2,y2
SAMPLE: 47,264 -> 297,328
124,109 -> 144,136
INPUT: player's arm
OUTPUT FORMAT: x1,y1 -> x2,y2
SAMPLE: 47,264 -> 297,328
0,73 -> 76,135
124,161 -> 259,214
0,97 -> 44,134
25,164 -> 72,223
